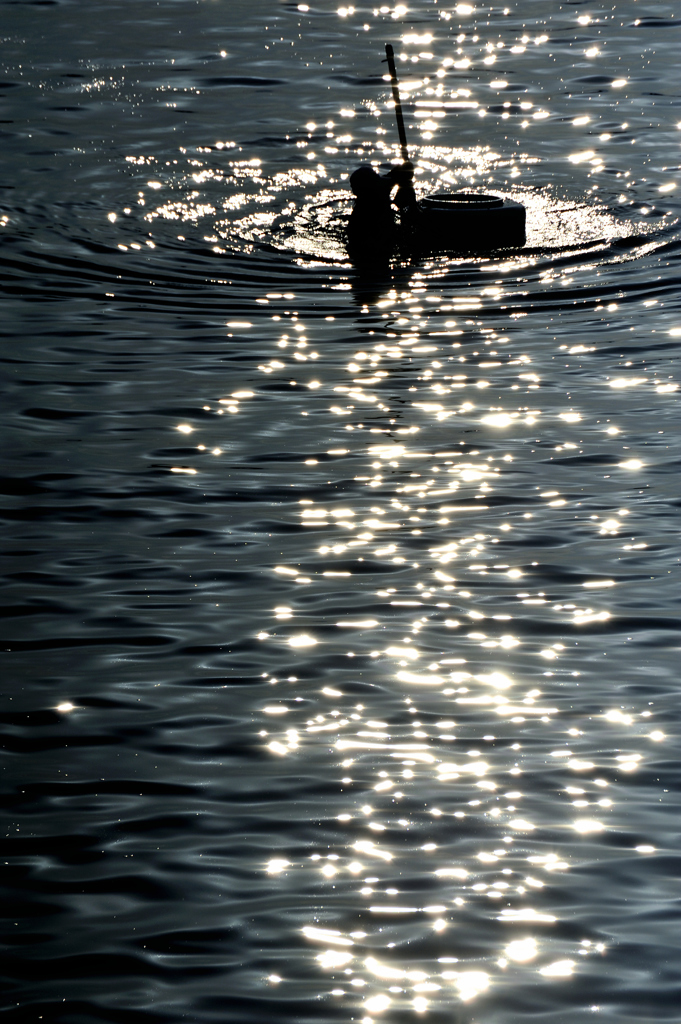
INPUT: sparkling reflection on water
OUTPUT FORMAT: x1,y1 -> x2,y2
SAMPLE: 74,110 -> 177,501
219,336 -> 672,1022
135,143 -> 660,264
1,1 -> 680,1023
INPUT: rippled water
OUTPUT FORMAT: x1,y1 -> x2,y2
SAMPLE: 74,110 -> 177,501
2,2 -> 681,1022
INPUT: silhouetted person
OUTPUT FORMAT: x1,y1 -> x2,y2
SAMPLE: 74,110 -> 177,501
347,162 -> 418,263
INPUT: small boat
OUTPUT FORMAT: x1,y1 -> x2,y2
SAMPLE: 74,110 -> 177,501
415,191 -> 526,250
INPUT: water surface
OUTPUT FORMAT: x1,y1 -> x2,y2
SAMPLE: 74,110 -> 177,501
2,2 -> 681,1023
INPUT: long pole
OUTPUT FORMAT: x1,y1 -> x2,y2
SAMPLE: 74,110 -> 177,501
384,43 -> 409,164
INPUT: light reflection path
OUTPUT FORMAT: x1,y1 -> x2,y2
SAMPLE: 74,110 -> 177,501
129,5 -> 678,1012
234,271 -> 671,1021
161,252 -> 677,1019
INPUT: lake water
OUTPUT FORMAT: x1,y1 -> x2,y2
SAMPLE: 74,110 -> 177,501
2,1 -> 680,1022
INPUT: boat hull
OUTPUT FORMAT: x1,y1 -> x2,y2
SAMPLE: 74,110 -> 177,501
413,192 -> 526,251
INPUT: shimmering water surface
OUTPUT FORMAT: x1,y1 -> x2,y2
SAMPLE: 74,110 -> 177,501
2,2 -> 681,1022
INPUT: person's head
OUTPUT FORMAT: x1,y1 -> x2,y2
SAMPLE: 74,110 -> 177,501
350,165 -> 393,201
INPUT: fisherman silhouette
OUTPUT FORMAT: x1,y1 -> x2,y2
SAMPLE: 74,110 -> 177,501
346,161 -> 526,261
344,44 -> 526,265
346,161 -> 418,261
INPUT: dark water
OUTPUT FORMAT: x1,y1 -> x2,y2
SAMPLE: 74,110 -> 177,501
2,2 -> 680,1022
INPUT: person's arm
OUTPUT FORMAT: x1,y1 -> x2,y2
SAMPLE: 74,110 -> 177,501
387,162 -> 416,210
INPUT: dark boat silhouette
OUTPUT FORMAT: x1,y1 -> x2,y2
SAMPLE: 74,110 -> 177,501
417,191 -> 526,251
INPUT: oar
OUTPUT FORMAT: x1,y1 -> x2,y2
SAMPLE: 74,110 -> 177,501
384,43 -> 409,165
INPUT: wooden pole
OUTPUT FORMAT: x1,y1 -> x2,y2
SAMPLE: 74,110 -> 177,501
384,43 -> 409,164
